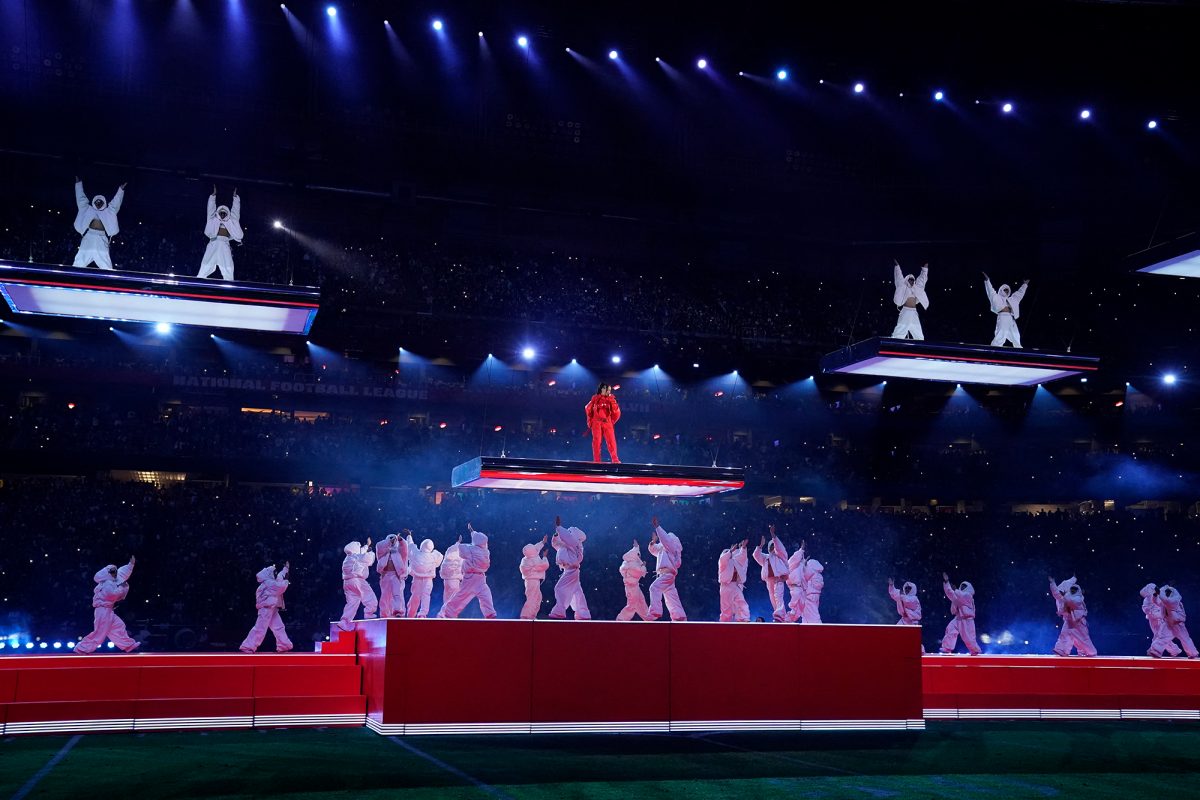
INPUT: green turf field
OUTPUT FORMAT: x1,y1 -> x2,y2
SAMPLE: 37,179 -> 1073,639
4,722 -> 1200,799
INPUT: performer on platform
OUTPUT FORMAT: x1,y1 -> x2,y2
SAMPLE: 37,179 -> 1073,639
1141,583 -> 1182,657
718,539 -> 751,622
406,534 -> 443,619
616,541 -> 651,621
549,517 -> 591,620
1048,576 -> 1097,657
891,260 -> 929,340
376,532 -> 409,618
1150,584 -> 1199,659
585,383 -> 621,463
799,549 -> 825,624
753,528 -> 789,622
72,176 -> 126,270
240,562 -> 292,653
888,578 -> 923,651
437,524 -> 497,619
197,185 -> 243,280
939,572 -> 981,655
983,273 -> 1030,348
648,517 -> 687,621
519,536 -> 550,620
439,538 -> 464,611
75,556 -> 139,653
785,537 -> 805,622
338,539 -> 377,631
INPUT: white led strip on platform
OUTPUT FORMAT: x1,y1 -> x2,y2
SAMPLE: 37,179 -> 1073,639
1,713 -> 365,735
366,718 -> 924,735
926,708 -> 1200,720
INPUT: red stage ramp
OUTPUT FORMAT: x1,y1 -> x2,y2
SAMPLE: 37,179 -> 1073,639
0,652 -> 365,735
358,619 -> 925,735
923,654 -> 1200,720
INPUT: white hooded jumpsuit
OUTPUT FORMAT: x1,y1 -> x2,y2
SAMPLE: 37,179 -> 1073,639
240,565 -> 293,653
616,544 -> 651,621
376,534 -> 409,619
406,536 -> 443,619
891,264 -> 929,340
753,535 -> 789,622
338,541 -> 378,631
940,579 -> 981,654
1050,577 -> 1097,657
718,545 -> 751,623
1151,585 -> 1199,658
785,544 -> 805,622
648,525 -> 686,621
75,560 -> 138,653
437,530 -> 496,619
1141,583 -> 1182,657
889,580 -> 924,652
519,542 -> 549,620
439,543 -> 464,609
549,525 -> 591,620
72,180 -> 124,270
984,278 -> 1028,348
800,558 -> 825,624
198,193 -> 243,280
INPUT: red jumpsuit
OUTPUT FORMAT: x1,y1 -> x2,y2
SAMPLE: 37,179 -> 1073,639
585,393 -> 621,463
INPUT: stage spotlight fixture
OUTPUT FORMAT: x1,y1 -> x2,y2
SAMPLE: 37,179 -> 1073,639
693,363 -> 700,368
565,47 -> 571,52
853,82 -> 865,93
697,58 -> 708,69
609,50 -> 619,60
326,5 -> 337,18
272,220 -> 282,229
1079,108 -> 1091,120
1164,373 -> 1177,385
655,57 -> 661,63
611,355 -> 621,364
933,90 -> 944,101
517,35 -> 529,48
1080,377 -> 1088,383
522,346 -> 535,360
432,19 -> 443,31
1147,119 -> 1158,129
777,69 -> 788,80
738,71 -> 744,77
155,322 -> 172,334
1002,102 -> 1014,113
478,31 -> 483,38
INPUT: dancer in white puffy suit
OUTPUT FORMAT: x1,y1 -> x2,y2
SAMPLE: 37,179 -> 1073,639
406,534 -> 443,619
785,537 -> 807,622
718,539 -> 751,623
72,177 -> 126,270
799,549 -> 825,624
439,538 -> 464,610
376,532 -> 409,618
753,528 -> 789,622
1048,576 -> 1097,657
1141,583 -> 1181,657
1149,584 -> 1199,658
891,260 -> 929,340
983,272 -> 1030,348
549,517 -> 592,620
75,557 -> 139,653
616,541 -> 651,621
888,578 -> 923,651
519,536 -> 549,620
240,562 -> 293,653
197,186 -> 243,280
338,538 -> 377,631
648,517 -> 687,621
437,524 -> 497,619
939,572 -> 981,655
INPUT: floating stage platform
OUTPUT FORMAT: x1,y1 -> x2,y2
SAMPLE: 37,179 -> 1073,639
4,623 -> 1200,736
451,456 -> 745,497
821,337 -> 1099,386
0,262 -> 319,334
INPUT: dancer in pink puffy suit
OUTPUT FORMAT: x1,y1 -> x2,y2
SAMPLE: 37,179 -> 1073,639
339,539 -> 377,631
785,538 -> 806,622
1048,576 -> 1097,657
1141,583 -> 1181,657
799,549 -> 824,624
1150,584 -> 1199,658
753,527 -> 789,622
240,563 -> 293,653
376,533 -> 409,618
439,539 -> 464,610
406,534 -> 443,618
616,541 -> 651,621
718,540 -> 751,622
519,536 -> 549,620
437,524 -> 497,619
550,517 -> 591,620
75,557 -> 139,653
939,572 -> 981,655
888,578 -> 924,652
648,517 -> 687,621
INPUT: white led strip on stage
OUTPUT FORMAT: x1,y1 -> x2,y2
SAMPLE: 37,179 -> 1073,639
925,708 -> 1200,721
835,357 -> 1078,386
365,718 -> 925,736
1,713 -> 366,735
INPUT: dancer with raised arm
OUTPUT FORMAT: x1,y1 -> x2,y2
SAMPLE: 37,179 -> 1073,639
75,557 -> 139,653
240,563 -> 292,653
437,524 -> 497,619
197,186 -> 243,280
983,272 -> 1030,348
891,260 -> 929,340
72,177 -> 126,270
647,517 -> 686,621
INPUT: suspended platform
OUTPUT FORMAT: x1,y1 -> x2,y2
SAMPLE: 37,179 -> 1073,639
451,457 -> 745,497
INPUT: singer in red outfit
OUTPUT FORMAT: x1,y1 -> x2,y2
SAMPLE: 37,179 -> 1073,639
585,382 -> 621,463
